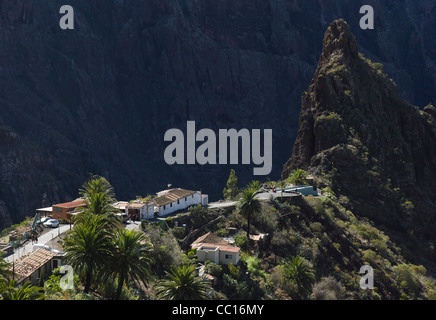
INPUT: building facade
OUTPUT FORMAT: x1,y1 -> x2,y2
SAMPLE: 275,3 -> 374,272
153,188 -> 208,218
12,248 -> 62,286
51,199 -> 86,221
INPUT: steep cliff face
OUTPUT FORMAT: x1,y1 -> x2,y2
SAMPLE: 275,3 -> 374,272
283,20 -> 436,267
1,0 -> 436,229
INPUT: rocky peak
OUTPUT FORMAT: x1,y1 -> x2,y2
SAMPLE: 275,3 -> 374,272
320,19 -> 358,66
283,19 -> 436,267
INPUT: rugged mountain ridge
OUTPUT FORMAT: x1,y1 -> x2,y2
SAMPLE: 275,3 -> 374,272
1,0 -> 436,229
282,19 -> 436,268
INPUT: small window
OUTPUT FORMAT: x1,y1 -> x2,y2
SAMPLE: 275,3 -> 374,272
192,195 -> 194,198
185,197 -> 187,201
225,254 -> 232,260
170,203 -> 172,207
177,200 -> 180,204
164,205 -> 166,210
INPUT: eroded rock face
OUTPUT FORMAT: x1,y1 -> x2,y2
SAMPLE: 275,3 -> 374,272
1,1 -> 436,229
283,20 -> 436,267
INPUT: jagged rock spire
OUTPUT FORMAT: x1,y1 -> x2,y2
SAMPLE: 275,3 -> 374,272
320,19 -> 358,64
282,19 -> 436,247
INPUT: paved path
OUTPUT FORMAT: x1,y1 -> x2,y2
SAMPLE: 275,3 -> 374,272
255,191 -> 301,200
124,220 -> 141,232
207,200 -> 238,209
5,224 -> 71,263
207,192 -> 300,208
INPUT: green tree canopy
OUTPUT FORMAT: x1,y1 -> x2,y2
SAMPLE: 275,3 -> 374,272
283,256 -> 316,299
223,169 -> 239,200
63,213 -> 114,293
155,264 -> 211,300
0,280 -> 44,300
238,183 -> 262,242
287,169 -> 308,186
79,175 -> 116,202
0,252 -> 11,281
108,229 -> 153,300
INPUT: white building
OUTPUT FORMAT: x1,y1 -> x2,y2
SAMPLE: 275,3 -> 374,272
126,202 -> 154,220
152,188 -> 208,217
191,232 -> 240,265
113,201 -> 154,221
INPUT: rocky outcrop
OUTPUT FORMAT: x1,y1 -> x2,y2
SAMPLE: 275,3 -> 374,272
283,19 -> 436,267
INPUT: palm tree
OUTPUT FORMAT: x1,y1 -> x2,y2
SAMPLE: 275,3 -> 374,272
63,213 -> 113,293
76,176 -> 120,221
288,169 -> 308,186
79,175 -> 116,202
108,229 -> 153,300
74,177 -> 122,228
283,255 -> 315,299
248,180 -> 261,192
155,264 -> 211,300
74,192 -> 121,228
238,184 -> 262,242
0,280 -> 44,300
0,252 -> 11,281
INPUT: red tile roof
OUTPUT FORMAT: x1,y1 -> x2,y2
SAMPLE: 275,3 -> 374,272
12,248 -> 57,282
191,232 -> 229,248
191,232 -> 240,253
199,243 -> 240,253
53,199 -> 86,209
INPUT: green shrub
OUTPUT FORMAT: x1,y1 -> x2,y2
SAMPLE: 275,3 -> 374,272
410,265 -> 427,276
393,264 -> 420,294
222,274 -> 250,299
270,231 -> 295,257
428,289 -> 436,300
227,263 -> 243,280
204,261 -> 222,277
234,234 -> 249,251
372,62 -> 384,71
254,207 -> 279,233
245,256 -> 267,279
312,277 -> 345,300
356,224 -> 382,241
270,265 -> 299,298
171,227 -> 186,239
310,222 -> 324,233
400,198 -> 414,211
215,228 -> 227,237
187,248 -> 197,259
370,239 -> 388,254
362,249 -> 379,264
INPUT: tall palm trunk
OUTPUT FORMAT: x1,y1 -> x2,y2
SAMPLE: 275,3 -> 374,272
115,274 -> 125,300
84,267 -> 93,294
246,217 -> 251,242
